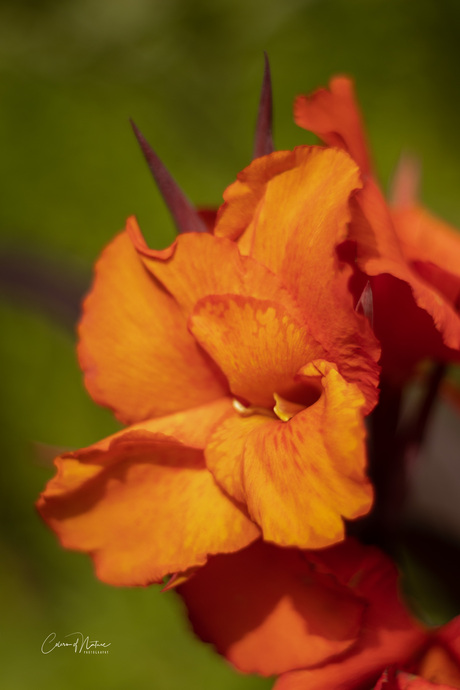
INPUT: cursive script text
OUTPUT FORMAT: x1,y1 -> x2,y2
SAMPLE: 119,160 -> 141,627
41,632 -> 111,655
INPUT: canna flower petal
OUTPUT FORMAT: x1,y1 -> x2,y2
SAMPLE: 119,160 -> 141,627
294,76 -> 372,175
128,217 -> 303,320
190,294 -> 324,409
37,399 -> 259,586
78,231 -> 227,425
392,203 -> 460,317
214,145 -> 381,412
351,182 -> 460,368
295,77 -> 460,376
178,538 -> 426,684
205,361 -> 373,549
273,540 -> 426,690
179,540 -> 365,676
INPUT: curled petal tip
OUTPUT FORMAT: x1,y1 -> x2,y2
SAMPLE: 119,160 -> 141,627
252,53 -> 274,159
130,119 -> 208,235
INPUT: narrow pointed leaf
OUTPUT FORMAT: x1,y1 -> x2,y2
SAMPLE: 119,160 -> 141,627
130,120 -> 208,234
253,54 -> 274,159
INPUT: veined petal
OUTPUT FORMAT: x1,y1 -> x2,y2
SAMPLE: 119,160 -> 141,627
190,294 -> 324,408
37,400 -> 259,586
129,152 -> 380,412
216,146 -> 361,275
206,361 -> 373,549
215,146 -> 380,412
128,219 -> 247,314
247,147 -> 360,278
128,217 -> 301,320
78,231 -> 227,425
178,540 -> 364,676
294,76 -> 372,176
249,147 -> 379,413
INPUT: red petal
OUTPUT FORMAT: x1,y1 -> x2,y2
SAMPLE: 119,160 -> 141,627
179,540 -> 364,676
294,76 -> 372,176
275,541 -> 427,690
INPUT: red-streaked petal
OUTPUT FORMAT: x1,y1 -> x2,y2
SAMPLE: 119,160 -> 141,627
37,400 -> 259,585
294,76 -> 372,175
78,231 -> 227,425
215,146 -> 380,413
130,149 -> 380,413
247,147 -> 378,410
178,540 -> 364,676
206,361 -> 373,549
128,218 -> 301,320
190,294 -> 324,408
217,146 -> 360,275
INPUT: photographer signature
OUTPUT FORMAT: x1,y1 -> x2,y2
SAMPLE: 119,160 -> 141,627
41,632 -> 111,654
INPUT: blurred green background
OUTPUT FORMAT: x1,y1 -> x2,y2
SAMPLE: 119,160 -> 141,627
2,0 -> 460,688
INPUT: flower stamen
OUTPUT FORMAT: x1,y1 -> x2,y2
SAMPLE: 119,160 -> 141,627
232,399 -> 276,419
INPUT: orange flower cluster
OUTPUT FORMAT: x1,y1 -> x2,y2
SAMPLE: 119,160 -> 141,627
37,65 -> 460,688
38,123 -> 382,586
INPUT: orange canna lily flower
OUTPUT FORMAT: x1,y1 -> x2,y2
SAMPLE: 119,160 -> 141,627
37,140 -> 380,586
178,537 -> 427,688
295,77 -> 460,382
